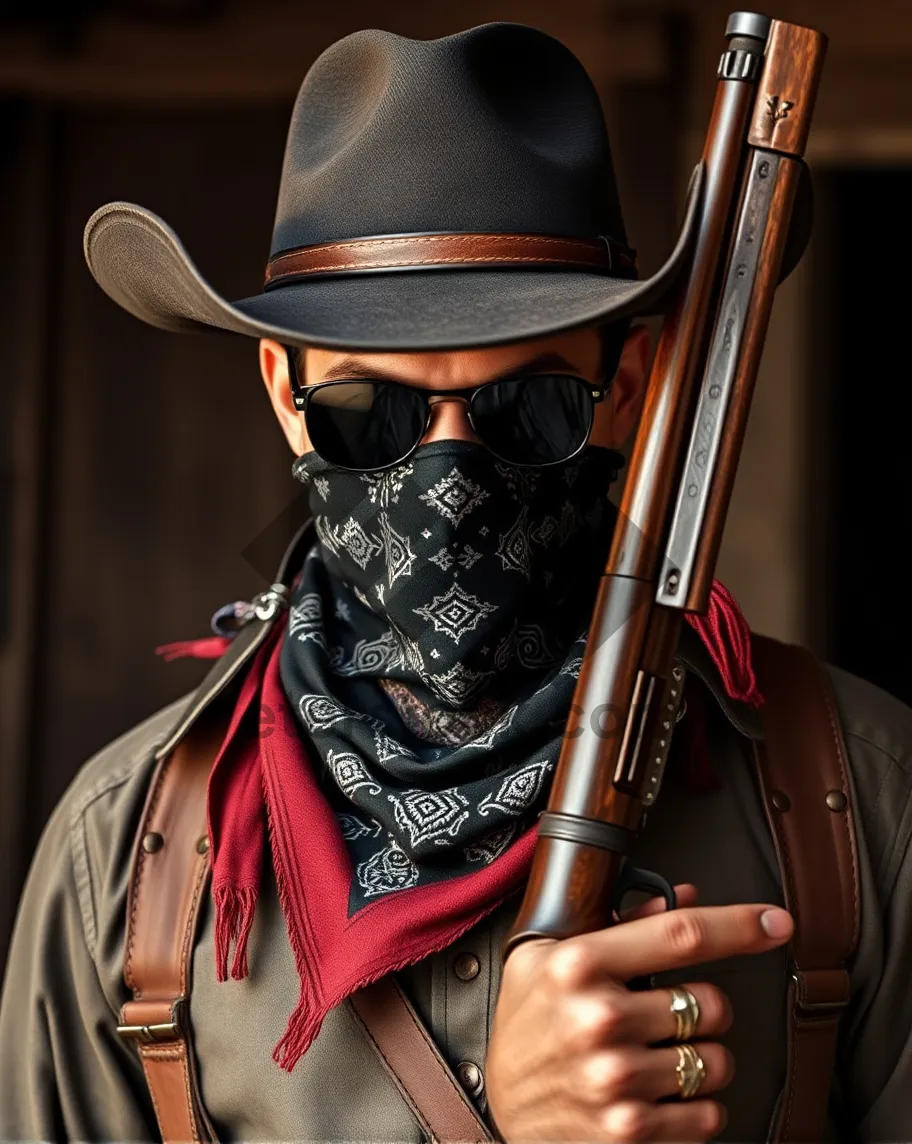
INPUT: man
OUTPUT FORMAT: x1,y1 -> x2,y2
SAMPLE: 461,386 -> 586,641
2,21 -> 912,1144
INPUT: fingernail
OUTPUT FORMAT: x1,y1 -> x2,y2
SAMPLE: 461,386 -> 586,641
760,908 -> 792,939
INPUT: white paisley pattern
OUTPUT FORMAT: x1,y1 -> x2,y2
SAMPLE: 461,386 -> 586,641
419,467 -> 489,524
329,630 -> 401,676
299,694 -> 351,731
326,750 -> 383,797
361,464 -> 414,507
357,843 -> 420,898
428,661 -> 494,705
288,593 -> 326,646
337,813 -> 383,841
372,727 -> 416,764
380,511 -> 417,587
339,518 -> 382,569
478,759 -> 551,816
413,582 -> 498,644
496,507 -> 532,579
388,788 -> 470,848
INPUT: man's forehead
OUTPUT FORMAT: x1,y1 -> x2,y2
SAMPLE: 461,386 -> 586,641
304,327 -> 601,386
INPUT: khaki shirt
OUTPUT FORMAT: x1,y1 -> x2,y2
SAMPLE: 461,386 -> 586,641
2,629 -> 912,1142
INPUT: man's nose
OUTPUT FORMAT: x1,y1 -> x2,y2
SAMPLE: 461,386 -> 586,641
420,395 -> 482,445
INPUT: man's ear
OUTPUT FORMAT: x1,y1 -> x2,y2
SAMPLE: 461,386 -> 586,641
607,324 -> 651,446
259,338 -> 308,454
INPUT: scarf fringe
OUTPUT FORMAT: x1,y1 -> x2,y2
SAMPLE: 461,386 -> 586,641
213,885 -> 258,981
156,636 -> 233,662
273,987 -> 322,1072
686,581 -> 763,709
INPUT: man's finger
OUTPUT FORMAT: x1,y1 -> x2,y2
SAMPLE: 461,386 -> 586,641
559,904 -> 793,985
600,1097 -> 727,1142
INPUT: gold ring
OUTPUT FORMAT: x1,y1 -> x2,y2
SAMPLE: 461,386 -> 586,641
675,1043 -> 706,1100
669,986 -> 700,1042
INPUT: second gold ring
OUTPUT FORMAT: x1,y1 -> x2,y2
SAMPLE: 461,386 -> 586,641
669,986 -> 701,1042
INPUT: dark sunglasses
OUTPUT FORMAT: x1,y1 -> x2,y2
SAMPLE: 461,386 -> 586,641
285,348 -> 606,471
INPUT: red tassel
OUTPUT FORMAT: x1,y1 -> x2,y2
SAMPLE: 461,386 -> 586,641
155,636 -> 233,662
213,885 -> 258,982
685,581 -> 764,709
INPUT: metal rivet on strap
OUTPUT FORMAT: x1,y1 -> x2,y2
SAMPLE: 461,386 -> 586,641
196,835 -> 210,854
825,790 -> 847,812
142,832 -> 164,853
771,790 -> 791,813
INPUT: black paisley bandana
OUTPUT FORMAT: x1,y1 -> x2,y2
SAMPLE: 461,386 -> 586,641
281,441 -> 622,914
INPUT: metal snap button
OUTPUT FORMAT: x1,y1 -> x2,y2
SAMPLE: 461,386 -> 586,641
453,953 -> 480,981
142,832 -> 164,853
456,1060 -> 484,1097
196,835 -> 210,854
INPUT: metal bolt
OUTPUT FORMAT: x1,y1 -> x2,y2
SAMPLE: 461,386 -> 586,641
771,790 -> 790,813
825,790 -> 847,813
759,160 -> 770,178
665,570 -> 680,595
142,832 -> 164,854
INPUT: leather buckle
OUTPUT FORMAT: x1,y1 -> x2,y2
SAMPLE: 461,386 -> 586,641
790,970 -> 850,1015
117,997 -> 187,1043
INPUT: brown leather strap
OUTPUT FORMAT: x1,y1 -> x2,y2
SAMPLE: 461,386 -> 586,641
123,690 -> 491,1143
751,636 -> 860,1143
264,231 -> 637,287
119,710 -> 230,1143
350,978 -> 493,1144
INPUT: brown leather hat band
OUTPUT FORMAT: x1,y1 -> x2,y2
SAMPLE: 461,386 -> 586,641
264,232 -> 637,288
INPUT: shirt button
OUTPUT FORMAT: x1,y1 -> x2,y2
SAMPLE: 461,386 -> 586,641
456,1060 -> 484,1098
453,952 -> 480,981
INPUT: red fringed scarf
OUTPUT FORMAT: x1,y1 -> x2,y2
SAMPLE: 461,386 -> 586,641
161,579 -> 762,1070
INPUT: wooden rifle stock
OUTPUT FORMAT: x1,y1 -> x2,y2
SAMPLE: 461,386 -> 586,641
506,13 -> 827,953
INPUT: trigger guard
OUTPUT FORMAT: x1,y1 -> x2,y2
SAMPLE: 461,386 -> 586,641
611,863 -> 678,920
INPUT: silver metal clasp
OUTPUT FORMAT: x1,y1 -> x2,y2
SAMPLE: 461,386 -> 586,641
251,582 -> 291,622
117,998 -> 187,1044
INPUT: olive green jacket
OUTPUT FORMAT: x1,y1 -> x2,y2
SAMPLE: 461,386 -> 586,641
3,624 -> 912,1142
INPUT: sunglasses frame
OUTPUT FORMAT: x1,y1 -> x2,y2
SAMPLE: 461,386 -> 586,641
285,347 -> 607,472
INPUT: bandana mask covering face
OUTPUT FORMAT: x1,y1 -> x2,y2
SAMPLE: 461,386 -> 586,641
282,440 -> 623,911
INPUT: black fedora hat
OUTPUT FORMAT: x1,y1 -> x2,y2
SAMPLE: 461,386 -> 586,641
84,22 -> 702,351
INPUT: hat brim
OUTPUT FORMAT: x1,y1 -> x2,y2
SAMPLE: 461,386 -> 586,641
84,165 -> 703,352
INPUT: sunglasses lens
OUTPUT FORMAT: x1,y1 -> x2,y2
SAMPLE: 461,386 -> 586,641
306,382 -> 426,470
471,375 -> 594,465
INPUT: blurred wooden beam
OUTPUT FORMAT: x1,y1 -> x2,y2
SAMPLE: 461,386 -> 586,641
0,0 -> 682,103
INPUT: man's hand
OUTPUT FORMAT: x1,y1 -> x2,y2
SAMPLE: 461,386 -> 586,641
487,888 -> 793,1142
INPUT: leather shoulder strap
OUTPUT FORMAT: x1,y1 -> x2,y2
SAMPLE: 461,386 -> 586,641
121,679 -> 491,1143
118,707 -> 229,1143
751,635 -> 860,1143
349,979 -> 493,1144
